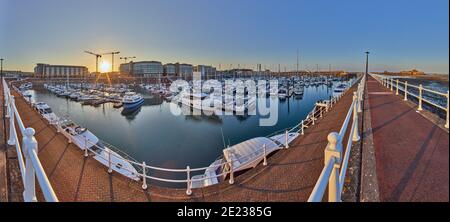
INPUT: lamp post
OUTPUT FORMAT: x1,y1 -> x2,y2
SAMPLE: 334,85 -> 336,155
365,51 -> 370,76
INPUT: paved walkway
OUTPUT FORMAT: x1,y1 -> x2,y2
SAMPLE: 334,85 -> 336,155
9,83 -> 358,202
367,75 -> 449,202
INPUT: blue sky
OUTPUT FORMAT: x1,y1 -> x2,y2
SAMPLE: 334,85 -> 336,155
0,0 -> 448,73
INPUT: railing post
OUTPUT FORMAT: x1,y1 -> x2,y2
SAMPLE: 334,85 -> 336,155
418,84 -> 423,111
23,128 -> 38,202
5,93 -> 10,118
352,92 -> 360,142
390,78 -> 393,91
404,81 -> 408,101
445,91 -> 449,129
186,166 -> 192,195
228,162 -> 234,184
7,96 -> 16,145
141,162 -> 148,190
325,132 -> 342,202
357,85 -> 363,113
263,144 -> 267,166
107,150 -> 112,173
396,79 -> 399,95
84,136 -> 89,157
301,120 -> 305,135
285,130 -> 289,148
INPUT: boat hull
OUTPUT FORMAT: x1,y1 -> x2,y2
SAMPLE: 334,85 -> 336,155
123,98 -> 144,109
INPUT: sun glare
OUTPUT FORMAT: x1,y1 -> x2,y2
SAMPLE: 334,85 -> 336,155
100,60 -> 111,73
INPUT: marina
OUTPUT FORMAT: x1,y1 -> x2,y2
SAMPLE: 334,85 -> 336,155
19,76 -> 355,186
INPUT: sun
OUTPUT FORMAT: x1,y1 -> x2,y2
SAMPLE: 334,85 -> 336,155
100,60 -> 111,73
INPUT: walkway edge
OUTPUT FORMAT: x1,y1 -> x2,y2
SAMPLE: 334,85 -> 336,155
360,79 -> 380,202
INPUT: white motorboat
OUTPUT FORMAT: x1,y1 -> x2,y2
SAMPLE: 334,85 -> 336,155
58,119 -> 140,180
191,132 -> 299,188
33,102 -> 60,123
122,92 -> 144,109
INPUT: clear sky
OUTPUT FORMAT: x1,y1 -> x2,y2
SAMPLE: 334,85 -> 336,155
0,0 -> 448,73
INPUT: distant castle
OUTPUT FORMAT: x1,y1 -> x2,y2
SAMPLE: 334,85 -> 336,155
376,69 -> 425,76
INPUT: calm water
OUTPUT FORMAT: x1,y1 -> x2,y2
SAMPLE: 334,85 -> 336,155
27,80 -> 352,172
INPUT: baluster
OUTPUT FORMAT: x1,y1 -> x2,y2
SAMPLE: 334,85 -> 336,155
352,92 -> 360,142
7,96 -> 16,145
285,130 -> 289,148
445,91 -> 449,129
325,132 -> 342,202
142,162 -> 148,190
263,144 -> 267,166
404,81 -> 408,101
108,150 -> 112,173
418,84 -> 423,111
228,162 -> 234,184
23,128 -> 38,202
186,166 -> 192,195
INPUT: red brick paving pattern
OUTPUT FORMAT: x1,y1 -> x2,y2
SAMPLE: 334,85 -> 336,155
9,84 -> 358,202
367,76 -> 449,202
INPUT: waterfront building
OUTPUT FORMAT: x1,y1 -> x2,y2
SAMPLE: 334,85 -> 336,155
164,63 -> 177,76
119,61 -> 164,77
176,63 -> 193,79
193,65 -> 217,79
34,63 -> 88,78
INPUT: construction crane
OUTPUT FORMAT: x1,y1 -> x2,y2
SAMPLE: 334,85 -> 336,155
84,50 -> 102,74
119,56 -> 136,63
102,51 -> 120,73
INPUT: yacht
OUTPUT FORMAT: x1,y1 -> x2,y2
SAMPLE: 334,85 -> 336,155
333,83 -> 348,97
278,88 -> 287,100
191,132 -> 299,188
58,119 -> 140,180
122,92 -> 144,109
33,102 -> 60,123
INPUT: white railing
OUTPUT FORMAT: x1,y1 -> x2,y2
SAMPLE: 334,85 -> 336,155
12,76 -> 361,197
308,74 -> 366,202
372,74 -> 449,129
2,79 -> 58,202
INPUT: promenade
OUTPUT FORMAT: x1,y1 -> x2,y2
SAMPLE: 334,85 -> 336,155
5,82 -> 358,202
366,75 -> 449,202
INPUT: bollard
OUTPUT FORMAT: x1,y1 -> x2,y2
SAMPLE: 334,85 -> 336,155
325,132 -> 342,202
23,128 -> 38,202
396,79 -> 399,95
107,150 -> 113,173
404,81 -> 408,101
142,162 -> 148,190
445,91 -> 449,129
186,166 -> 192,195
7,96 -> 16,145
418,84 -> 423,111
228,162 -> 234,184
352,92 -> 360,142
285,130 -> 289,148
263,144 -> 267,166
